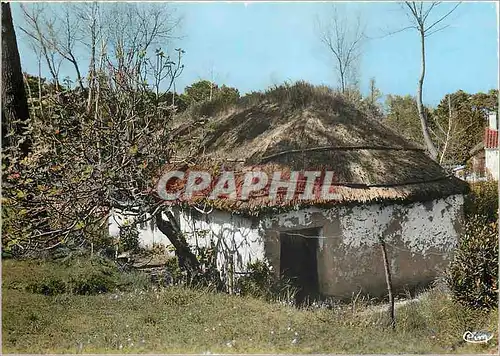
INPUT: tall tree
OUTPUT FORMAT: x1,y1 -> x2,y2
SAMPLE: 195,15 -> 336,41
2,2 -> 31,157
401,1 -> 460,160
182,79 -> 240,106
317,6 -> 365,93
384,94 -> 425,145
368,77 -> 382,106
432,90 -> 493,164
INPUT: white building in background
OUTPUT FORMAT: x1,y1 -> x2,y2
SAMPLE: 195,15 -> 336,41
484,112 -> 499,180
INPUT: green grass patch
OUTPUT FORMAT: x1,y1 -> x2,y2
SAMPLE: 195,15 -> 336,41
2,256 -> 150,295
2,259 -> 498,354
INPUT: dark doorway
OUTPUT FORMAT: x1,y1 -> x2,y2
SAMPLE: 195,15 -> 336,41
279,227 -> 320,305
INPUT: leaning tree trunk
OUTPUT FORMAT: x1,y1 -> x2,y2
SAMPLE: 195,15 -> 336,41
2,2 -> 31,157
416,28 -> 439,160
155,209 -> 202,282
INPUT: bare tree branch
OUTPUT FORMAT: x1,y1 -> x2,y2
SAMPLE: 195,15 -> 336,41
317,6 -> 365,93
394,1 -> 461,160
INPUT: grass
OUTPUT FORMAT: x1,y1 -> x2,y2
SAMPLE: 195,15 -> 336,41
2,258 -> 498,354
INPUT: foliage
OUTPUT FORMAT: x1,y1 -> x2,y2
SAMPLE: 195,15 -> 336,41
432,90 -> 496,164
192,242 -> 223,290
447,181 -> 498,310
185,94 -> 237,119
183,80 -> 214,104
182,79 -> 240,107
162,91 -> 189,112
12,256 -> 151,296
368,77 -> 383,106
384,94 -> 426,145
2,47 -> 183,256
235,260 -> 297,302
384,90 -> 498,164
23,73 -> 54,99
149,244 -> 222,289
118,225 -> 140,253
447,216 -> 498,310
26,277 -> 67,296
162,256 -> 184,284
464,181 -> 499,223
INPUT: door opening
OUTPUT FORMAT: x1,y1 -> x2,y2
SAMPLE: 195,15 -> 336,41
279,227 -> 320,305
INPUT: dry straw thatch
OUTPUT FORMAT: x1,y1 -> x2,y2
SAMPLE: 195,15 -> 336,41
165,81 -> 468,215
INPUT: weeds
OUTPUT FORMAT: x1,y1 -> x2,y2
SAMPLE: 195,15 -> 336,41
4,257 -> 150,296
2,259 -> 497,354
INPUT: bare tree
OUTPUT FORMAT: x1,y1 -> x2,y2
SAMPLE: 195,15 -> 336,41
429,93 -> 478,166
75,2 -> 101,112
401,1 -> 461,160
19,4 -> 61,90
318,6 -> 365,93
2,2 -> 31,157
47,4 -> 85,90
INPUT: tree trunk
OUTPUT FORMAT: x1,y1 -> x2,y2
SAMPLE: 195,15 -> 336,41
380,238 -> 396,330
69,52 -> 85,91
155,209 -> 202,282
439,95 -> 453,165
417,29 -> 439,160
2,3 -> 31,157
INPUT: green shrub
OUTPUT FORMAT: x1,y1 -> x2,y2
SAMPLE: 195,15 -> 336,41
119,225 -> 140,252
447,215 -> 498,310
70,272 -> 117,295
186,95 -> 236,119
235,260 -> 297,302
235,260 -> 274,299
22,256 -> 151,296
464,181 -> 498,223
26,277 -> 67,296
164,256 -> 183,282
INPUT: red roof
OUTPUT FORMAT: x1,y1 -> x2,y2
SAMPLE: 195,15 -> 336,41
484,128 -> 498,149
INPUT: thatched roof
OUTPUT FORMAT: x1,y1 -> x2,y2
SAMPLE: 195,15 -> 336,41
162,82 -> 468,215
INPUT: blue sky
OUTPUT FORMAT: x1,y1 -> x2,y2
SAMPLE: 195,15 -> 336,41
11,1 -> 499,106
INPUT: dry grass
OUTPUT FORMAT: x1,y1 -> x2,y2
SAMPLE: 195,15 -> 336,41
2,258 -> 498,354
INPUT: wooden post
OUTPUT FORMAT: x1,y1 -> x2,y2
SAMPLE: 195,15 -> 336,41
380,238 -> 395,330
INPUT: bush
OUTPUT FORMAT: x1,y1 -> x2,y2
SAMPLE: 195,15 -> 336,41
464,181 -> 498,223
448,181 -> 499,310
235,260 -> 274,298
70,272 -> 117,295
447,215 -> 498,310
235,260 -> 297,302
119,225 -> 140,252
23,256 -> 151,296
27,277 -> 67,296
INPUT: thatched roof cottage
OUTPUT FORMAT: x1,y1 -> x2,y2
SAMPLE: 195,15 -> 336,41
111,82 -> 468,301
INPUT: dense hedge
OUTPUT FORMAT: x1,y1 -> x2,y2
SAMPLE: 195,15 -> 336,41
447,181 -> 499,310
463,180 -> 498,223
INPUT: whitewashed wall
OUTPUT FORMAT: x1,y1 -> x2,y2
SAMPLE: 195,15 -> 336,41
264,194 -> 463,257
109,194 -> 463,295
109,208 -> 265,278
110,195 -> 463,258
485,149 -> 499,180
